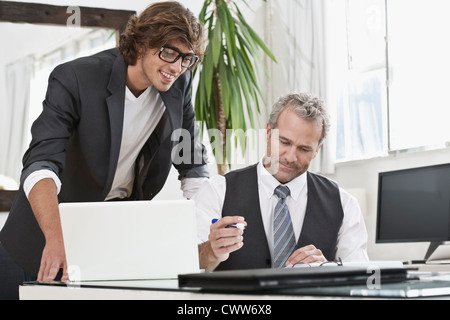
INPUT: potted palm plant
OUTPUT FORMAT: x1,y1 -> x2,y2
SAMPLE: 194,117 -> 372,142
195,0 -> 277,175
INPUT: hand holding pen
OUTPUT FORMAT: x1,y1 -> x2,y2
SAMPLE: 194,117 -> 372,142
212,218 -> 246,230
207,216 -> 247,264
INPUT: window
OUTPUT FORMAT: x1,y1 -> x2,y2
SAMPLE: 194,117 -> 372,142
337,0 -> 387,162
387,0 -> 450,151
28,29 -> 116,145
336,0 -> 450,162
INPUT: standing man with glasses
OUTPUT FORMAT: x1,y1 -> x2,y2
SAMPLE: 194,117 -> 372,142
195,93 -> 369,272
0,1 -> 209,282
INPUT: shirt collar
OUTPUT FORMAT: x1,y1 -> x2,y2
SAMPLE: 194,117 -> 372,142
125,85 -> 152,103
257,159 -> 307,201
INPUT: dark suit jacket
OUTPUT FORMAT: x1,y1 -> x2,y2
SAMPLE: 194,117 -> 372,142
0,48 -> 209,276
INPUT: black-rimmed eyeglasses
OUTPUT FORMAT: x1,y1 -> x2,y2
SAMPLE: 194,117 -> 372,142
288,258 -> 344,268
159,47 -> 199,69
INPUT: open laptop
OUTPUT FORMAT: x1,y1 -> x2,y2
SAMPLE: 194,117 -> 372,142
59,200 -> 200,282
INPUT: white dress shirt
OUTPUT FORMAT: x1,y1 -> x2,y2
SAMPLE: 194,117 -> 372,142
193,161 -> 369,263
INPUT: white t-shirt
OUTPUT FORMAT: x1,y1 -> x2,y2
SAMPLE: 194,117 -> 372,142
105,86 -> 165,200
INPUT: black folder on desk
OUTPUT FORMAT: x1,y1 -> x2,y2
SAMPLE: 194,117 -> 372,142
178,267 -> 409,291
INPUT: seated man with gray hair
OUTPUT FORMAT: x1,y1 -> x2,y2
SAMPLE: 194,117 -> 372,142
195,93 -> 369,272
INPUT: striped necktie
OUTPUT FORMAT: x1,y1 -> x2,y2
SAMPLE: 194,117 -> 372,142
273,185 -> 297,268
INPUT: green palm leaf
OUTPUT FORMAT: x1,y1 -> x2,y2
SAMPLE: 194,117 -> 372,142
195,0 -> 277,174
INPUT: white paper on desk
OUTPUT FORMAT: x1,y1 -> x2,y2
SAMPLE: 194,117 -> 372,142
343,261 -> 404,269
285,261 -> 404,269
427,245 -> 450,265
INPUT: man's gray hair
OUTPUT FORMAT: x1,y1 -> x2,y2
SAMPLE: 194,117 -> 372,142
268,93 -> 330,144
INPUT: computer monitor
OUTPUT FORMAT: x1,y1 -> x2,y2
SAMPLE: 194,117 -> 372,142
376,163 -> 450,260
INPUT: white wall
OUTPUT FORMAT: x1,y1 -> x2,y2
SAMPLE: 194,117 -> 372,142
327,148 -> 450,262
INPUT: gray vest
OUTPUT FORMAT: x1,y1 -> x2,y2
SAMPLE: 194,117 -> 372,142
216,164 -> 344,271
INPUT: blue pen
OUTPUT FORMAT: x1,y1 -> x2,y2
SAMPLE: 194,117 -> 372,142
212,219 -> 246,230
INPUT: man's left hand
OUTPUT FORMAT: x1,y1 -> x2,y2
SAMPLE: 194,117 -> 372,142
285,244 -> 327,267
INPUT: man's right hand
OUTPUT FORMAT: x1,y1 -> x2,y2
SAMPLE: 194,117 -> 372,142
198,216 -> 246,272
38,237 -> 68,282
28,178 -> 68,282
208,216 -> 246,261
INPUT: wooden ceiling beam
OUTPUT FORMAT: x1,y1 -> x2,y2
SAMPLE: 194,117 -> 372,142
0,1 -> 135,34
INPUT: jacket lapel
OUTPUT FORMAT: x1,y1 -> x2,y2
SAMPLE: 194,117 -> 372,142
159,86 -> 183,143
102,54 -> 127,199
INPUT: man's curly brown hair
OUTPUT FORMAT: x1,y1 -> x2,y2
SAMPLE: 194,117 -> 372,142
119,1 -> 204,69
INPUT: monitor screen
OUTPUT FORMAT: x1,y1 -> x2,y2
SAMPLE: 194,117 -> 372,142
377,164 -> 450,243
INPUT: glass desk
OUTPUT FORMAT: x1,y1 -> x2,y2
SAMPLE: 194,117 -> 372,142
20,277 -> 450,300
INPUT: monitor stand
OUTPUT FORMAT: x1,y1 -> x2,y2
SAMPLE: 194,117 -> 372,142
424,241 -> 445,261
